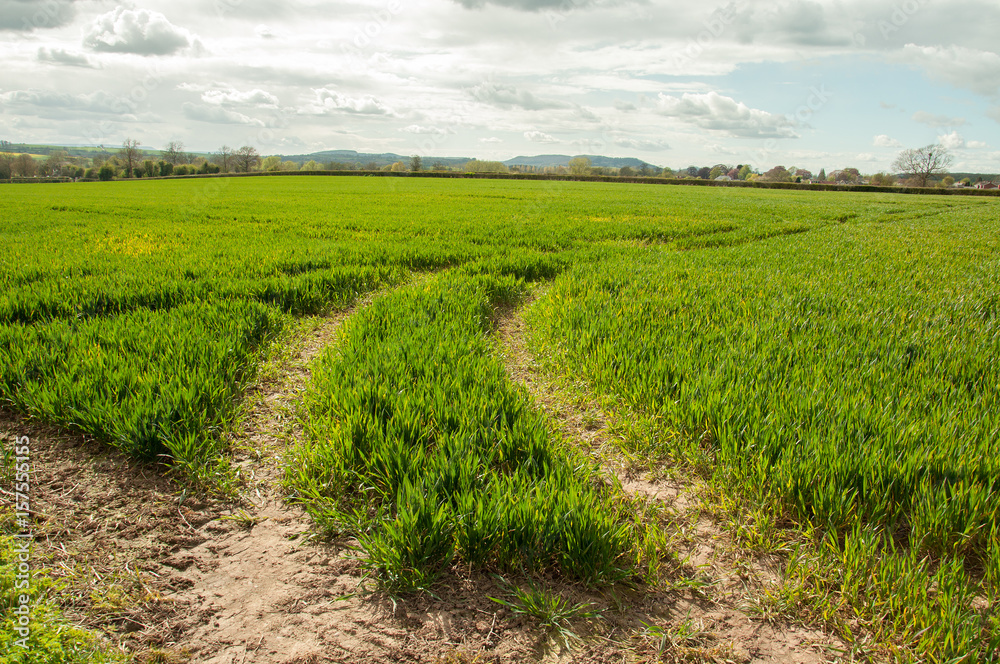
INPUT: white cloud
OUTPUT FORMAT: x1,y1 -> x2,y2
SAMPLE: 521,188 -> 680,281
856,153 -> 878,162
565,74 -> 675,94
201,88 -> 279,107
302,89 -> 393,116
873,134 -> 902,148
656,92 -> 798,139
938,131 -> 964,149
470,81 -> 567,111
524,130 -> 557,143
1,89 -> 134,114
898,44 -> 1000,96
728,1 -> 854,47
967,140 -> 988,149
451,0 -> 625,10
938,131 -> 969,149
207,0 -> 296,21
614,137 -> 671,151
0,0 -> 75,32
182,102 -> 263,126
2,0 -> 999,168
84,8 -> 200,56
401,125 -> 451,135
705,143 -> 741,155
912,111 -> 966,128
37,47 -> 98,69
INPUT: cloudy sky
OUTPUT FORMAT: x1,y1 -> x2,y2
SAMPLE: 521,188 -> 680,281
2,0 -> 999,172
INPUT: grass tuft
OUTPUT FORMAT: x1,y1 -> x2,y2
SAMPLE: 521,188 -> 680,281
489,576 -> 599,647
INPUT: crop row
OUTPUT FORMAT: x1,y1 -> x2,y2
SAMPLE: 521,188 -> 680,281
0,301 -> 282,467
528,207 -> 1000,659
3,178 -> 1000,659
286,266 -> 636,589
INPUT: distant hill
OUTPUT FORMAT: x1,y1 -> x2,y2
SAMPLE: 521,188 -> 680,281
1,142 -> 114,159
277,150 -> 471,168
275,150 -> 661,171
0,142 -> 213,159
503,154 -> 659,169
3,143 -> 658,171
951,172 -> 1000,182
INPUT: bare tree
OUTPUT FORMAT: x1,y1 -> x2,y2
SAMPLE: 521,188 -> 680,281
234,145 -> 261,173
163,140 -> 185,165
214,145 -> 235,172
118,138 -> 141,178
892,144 -> 954,188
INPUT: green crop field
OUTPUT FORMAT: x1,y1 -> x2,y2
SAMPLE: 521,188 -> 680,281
1,176 -> 998,661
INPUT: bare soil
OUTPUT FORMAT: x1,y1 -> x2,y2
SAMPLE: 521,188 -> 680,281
0,411 -> 220,650
492,290 -> 848,663
2,288 -> 848,663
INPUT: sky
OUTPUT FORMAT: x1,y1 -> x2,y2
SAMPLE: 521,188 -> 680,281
2,0 -> 999,173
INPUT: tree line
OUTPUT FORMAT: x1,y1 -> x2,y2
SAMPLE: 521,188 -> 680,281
100,140 -> 262,180
0,139 -> 968,188
0,140 -> 263,181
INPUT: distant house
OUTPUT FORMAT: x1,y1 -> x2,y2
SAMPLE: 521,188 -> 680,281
715,175 -> 732,181
974,181 -> 999,189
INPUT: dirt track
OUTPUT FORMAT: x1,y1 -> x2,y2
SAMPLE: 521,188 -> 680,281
2,291 -> 847,663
